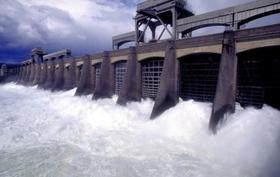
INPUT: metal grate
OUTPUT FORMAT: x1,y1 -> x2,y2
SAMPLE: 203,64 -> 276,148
114,61 -> 127,95
141,58 -> 164,99
237,58 -> 264,108
237,86 -> 264,108
237,51 -> 280,109
179,54 -> 220,102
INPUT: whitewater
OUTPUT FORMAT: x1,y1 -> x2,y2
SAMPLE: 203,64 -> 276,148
0,83 -> 279,177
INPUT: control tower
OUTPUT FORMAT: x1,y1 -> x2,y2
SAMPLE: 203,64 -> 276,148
135,0 -> 193,44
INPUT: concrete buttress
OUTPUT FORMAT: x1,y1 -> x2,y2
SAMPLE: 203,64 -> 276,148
93,52 -> 113,99
24,64 -> 31,85
209,30 -> 237,133
38,61 -> 47,88
150,40 -> 179,119
75,55 -> 93,96
117,47 -> 141,105
16,66 -> 23,83
43,58 -> 55,90
28,62 -> 35,85
63,56 -> 76,90
52,56 -> 65,91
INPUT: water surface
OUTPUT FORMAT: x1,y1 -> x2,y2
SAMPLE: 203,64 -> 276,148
0,83 -> 279,177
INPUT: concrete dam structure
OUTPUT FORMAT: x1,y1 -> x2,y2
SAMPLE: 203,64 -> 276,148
2,0 -> 280,132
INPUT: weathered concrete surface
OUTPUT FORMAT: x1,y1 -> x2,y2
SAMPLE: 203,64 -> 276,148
93,52 -> 114,99
91,64 -> 96,91
75,55 -> 93,96
63,56 -> 77,90
209,30 -> 237,133
43,58 -> 55,90
117,47 -> 141,105
52,57 -> 65,91
150,40 -> 179,119
33,64 -> 41,85
38,61 -> 48,88
28,62 -> 35,85
76,62 -> 83,86
32,49 -> 44,85
16,66 -> 23,83
23,64 -> 31,85
20,65 -> 26,84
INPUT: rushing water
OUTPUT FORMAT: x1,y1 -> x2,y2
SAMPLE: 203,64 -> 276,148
0,83 -> 279,177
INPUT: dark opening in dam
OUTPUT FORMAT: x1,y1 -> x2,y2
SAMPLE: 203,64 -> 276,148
237,46 -> 280,109
141,57 -> 164,99
114,61 -> 127,95
179,53 -> 221,102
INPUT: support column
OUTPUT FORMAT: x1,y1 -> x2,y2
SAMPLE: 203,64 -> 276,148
93,52 -> 113,99
150,40 -> 179,119
38,61 -> 47,88
117,47 -> 141,105
32,48 -> 44,85
52,56 -> 65,91
43,58 -> 55,90
28,61 -> 35,85
63,56 -> 76,90
16,66 -> 23,83
75,63 -> 83,86
33,63 -> 41,85
19,64 -> 26,84
75,55 -> 94,96
209,30 -> 237,133
91,64 -> 96,91
24,63 -> 31,85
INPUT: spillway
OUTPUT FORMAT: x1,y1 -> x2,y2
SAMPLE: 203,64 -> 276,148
0,83 -> 279,177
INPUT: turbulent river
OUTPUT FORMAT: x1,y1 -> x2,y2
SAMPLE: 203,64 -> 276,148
0,83 -> 279,177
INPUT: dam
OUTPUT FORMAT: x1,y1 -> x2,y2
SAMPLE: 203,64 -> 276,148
1,0 -> 280,132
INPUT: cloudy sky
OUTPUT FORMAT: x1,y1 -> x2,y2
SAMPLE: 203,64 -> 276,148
0,0 -> 278,63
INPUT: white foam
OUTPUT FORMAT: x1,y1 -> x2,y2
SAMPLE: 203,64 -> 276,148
0,83 -> 279,177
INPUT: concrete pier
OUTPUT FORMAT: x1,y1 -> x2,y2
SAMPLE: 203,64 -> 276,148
33,63 -> 41,85
76,63 -> 83,86
209,30 -> 237,133
20,64 -> 26,84
117,47 -> 141,105
38,60 -> 48,88
75,55 -> 94,96
17,66 -> 23,83
93,52 -> 113,99
43,58 -> 55,90
52,56 -> 65,91
63,56 -> 77,90
28,61 -> 35,85
150,40 -> 179,119
24,63 -> 31,85
32,48 -> 44,85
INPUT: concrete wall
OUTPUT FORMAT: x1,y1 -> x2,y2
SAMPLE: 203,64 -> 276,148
12,24 -> 280,133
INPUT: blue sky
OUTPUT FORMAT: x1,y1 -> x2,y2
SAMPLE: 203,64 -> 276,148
0,0 -> 278,63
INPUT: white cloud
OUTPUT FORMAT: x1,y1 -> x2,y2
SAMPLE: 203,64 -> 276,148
0,0 -> 279,61
0,0 -> 140,57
